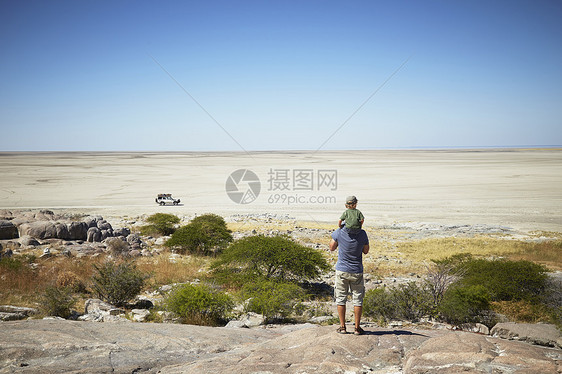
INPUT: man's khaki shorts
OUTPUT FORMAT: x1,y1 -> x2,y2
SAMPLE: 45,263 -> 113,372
334,270 -> 365,306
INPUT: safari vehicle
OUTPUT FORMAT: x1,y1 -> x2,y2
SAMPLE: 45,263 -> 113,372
155,194 -> 180,205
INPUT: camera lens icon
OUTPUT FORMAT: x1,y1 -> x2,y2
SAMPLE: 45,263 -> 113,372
225,169 -> 261,204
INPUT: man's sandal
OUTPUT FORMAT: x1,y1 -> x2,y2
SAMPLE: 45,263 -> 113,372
336,326 -> 347,334
354,327 -> 365,335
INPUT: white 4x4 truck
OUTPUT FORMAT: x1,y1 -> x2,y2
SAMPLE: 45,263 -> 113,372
155,194 -> 180,206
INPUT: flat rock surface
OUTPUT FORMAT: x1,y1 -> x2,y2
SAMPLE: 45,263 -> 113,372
1,320 -> 561,374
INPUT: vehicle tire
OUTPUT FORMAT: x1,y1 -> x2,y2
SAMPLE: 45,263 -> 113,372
160,202 -> 165,206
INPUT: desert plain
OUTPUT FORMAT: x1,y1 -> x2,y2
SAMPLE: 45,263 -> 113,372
0,148 -> 561,232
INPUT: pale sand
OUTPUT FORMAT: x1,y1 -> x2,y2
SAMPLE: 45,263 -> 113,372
0,149 -> 561,232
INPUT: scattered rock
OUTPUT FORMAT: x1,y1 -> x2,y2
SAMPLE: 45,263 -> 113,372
0,305 -> 38,321
308,316 -> 335,324
225,312 -> 265,328
459,322 -> 490,335
18,235 -> 40,247
114,227 -> 131,237
126,233 -> 142,246
0,312 -> 27,321
0,305 -> 39,316
131,309 -> 150,322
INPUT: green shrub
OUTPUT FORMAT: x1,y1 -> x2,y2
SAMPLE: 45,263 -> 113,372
165,214 -> 232,255
40,286 -> 76,319
166,283 -> 233,326
453,258 -> 549,302
363,288 -> 395,324
363,282 -> 434,323
211,235 -> 330,284
241,278 -> 305,320
140,213 -> 180,236
91,261 -> 149,307
0,257 -> 24,271
438,285 -> 491,326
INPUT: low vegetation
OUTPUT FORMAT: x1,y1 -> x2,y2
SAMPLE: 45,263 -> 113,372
91,261 -> 149,307
165,283 -> 233,326
364,254 -> 560,327
241,278 -> 306,321
1,215 -> 560,328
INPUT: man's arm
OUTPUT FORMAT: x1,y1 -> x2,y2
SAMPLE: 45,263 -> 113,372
362,244 -> 369,254
329,239 -> 338,251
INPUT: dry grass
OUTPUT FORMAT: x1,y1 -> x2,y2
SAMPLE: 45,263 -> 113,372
136,255 -> 211,289
0,255 -> 105,307
491,300 -> 555,324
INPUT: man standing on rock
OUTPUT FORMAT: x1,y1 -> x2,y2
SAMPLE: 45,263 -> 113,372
329,222 -> 369,335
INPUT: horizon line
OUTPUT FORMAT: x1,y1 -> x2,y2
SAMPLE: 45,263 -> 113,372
1,145 -> 561,154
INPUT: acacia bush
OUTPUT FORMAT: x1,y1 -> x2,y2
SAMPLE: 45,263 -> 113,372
211,235 -> 330,285
140,213 -> 180,236
91,261 -> 149,306
241,278 -> 305,320
165,214 -> 232,255
166,283 -> 233,326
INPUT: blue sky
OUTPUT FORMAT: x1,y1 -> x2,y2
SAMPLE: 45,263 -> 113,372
1,0 -> 561,151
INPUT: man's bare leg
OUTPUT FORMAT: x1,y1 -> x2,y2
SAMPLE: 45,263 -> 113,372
354,306 -> 362,329
337,304 -> 346,328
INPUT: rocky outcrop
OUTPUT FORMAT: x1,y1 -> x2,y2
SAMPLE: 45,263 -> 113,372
5,211 -> 126,243
0,305 -> 38,321
18,221 -> 57,239
491,322 -> 562,348
0,220 -> 18,240
78,299 -> 127,322
403,330 -> 560,373
1,321 -> 560,374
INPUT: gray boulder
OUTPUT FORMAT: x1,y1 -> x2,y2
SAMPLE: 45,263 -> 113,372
0,305 -> 38,321
131,309 -> 151,322
68,221 -> 88,240
83,217 -> 98,228
81,299 -> 125,322
225,312 -> 265,328
0,312 -> 27,321
114,227 -> 131,237
0,220 -> 18,240
87,227 -> 101,242
491,322 -> 562,348
100,229 -> 113,241
0,305 -> 39,316
55,223 -> 70,240
126,233 -> 142,250
18,221 -> 57,239
97,220 -> 113,231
